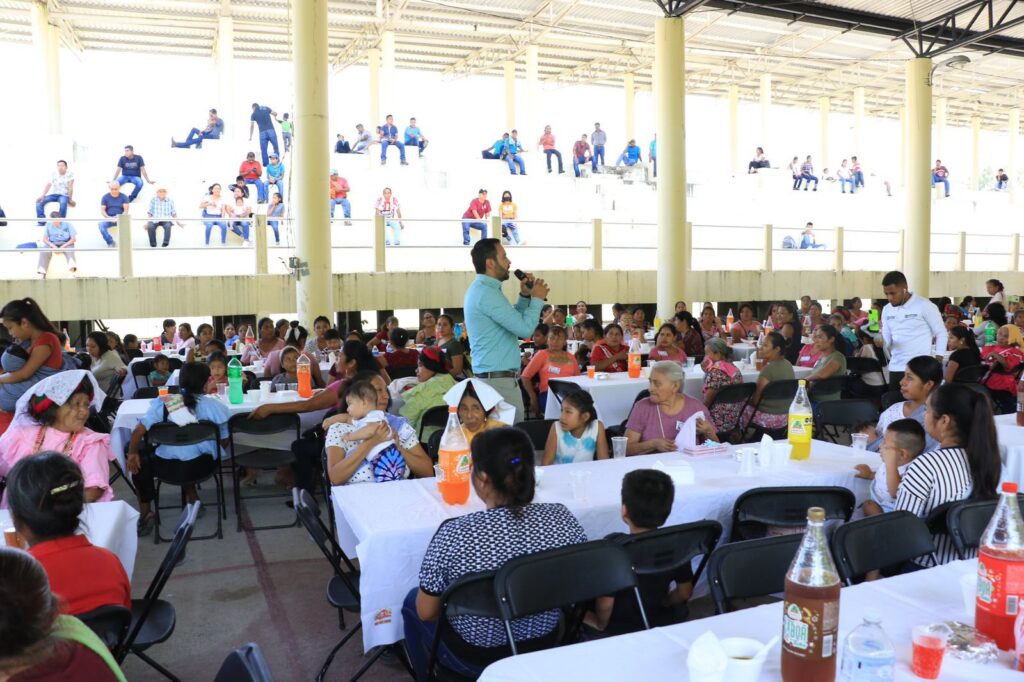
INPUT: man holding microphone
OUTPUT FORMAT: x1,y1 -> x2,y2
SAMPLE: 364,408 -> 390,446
464,238 -> 548,423
875,270 -> 946,388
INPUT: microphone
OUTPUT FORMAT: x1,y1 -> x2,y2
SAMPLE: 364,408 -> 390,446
513,269 -> 533,289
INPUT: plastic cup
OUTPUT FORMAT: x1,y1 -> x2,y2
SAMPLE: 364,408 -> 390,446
570,470 -> 591,503
850,433 -> 869,451
217,384 -> 229,399
259,382 -> 272,401
4,527 -> 21,548
686,357 -> 695,369
587,365 -> 596,379
911,624 -> 951,679
611,437 -> 628,459
287,383 -> 298,392
771,441 -> 792,466
720,637 -> 768,682
959,572 -> 976,618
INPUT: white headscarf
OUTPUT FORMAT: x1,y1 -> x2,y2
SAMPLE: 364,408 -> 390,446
0,370 -> 106,449
443,378 -> 515,425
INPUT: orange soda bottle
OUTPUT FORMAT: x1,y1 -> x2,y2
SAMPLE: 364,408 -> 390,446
627,333 -> 642,378
296,354 -> 312,398
437,406 -> 471,505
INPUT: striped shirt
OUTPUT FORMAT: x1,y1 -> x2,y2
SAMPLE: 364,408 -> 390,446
896,447 -> 973,565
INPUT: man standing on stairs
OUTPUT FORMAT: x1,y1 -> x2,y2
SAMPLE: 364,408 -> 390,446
591,122 -> 607,171
380,115 -> 409,166
249,102 -> 279,167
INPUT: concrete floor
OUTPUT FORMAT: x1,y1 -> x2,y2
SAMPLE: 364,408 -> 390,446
116,473 -> 411,682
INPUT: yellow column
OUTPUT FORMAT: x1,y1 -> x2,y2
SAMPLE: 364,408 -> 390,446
291,0 -> 333,326
216,14 -> 234,129
853,87 -> 865,154
728,84 -> 739,175
655,17 -> 686,320
819,96 -> 830,169
904,58 -> 933,297
1010,109 -> 1020,202
935,97 -> 947,160
381,30 -> 395,120
971,115 -> 981,191
624,72 -> 636,140
30,1 -> 61,135
899,105 -> 907,187
503,60 -> 516,131
367,48 -> 381,132
526,44 -> 539,139
759,74 -> 771,149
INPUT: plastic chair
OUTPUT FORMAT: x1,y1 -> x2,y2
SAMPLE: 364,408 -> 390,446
78,604 -> 132,651
168,357 -> 184,370
228,413 -> 300,532
880,390 -> 903,411
419,404 -> 451,443
706,534 -> 804,614
706,382 -> 756,441
742,378 -> 798,440
495,540 -> 649,655
547,379 -> 581,407
729,486 -> 856,542
389,364 -> 417,380
106,370 -> 127,400
607,389 -> 650,439
944,499 -> 998,559
131,359 -> 154,391
213,642 -> 274,682
844,356 -> 888,400
134,386 -> 182,400
814,399 -> 879,442
116,502 -> 199,680
953,364 -> 985,383
807,375 -> 847,402
514,419 -> 554,452
831,511 -> 938,585
145,421 -> 226,543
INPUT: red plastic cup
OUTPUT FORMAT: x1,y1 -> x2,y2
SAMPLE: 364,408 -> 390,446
911,624 -> 951,679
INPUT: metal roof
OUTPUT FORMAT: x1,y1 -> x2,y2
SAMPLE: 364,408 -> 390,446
4,0 -> 1024,129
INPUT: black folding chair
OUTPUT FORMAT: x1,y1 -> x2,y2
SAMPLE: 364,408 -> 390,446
145,421 -> 226,543
547,379 -> 582,407
168,357 -> 184,370
78,604 -> 132,651
105,370 -> 128,400
943,499 -> 998,559
609,520 -> 723,631
706,534 -> 804,614
953,364 -> 985,383
831,511 -> 938,585
729,486 -> 856,542
388,364 -> 417,380
844,356 -> 887,399
815,399 -> 879,442
131,359 -> 154,391
116,502 -> 199,681
514,419 -> 554,452
807,375 -> 847,402
426,429 -> 443,463
419,404 -> 451,443
494,540 -> 649,655
880,390 -> 903,411
228,413 -> 300,532
293,489 -> 408,682
134,386 -> 182,400
606,389 -> 650,439
706,383 -> 756,442
742,379 -> 798,440
213,642 -> 274,682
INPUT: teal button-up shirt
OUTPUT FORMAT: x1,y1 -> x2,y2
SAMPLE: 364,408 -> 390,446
463,274 -> 544,373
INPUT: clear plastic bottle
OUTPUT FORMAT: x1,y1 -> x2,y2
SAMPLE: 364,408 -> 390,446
726,308 -> 735,331
627,333 -> 642,378
788,379 -> 813,460
839,609 -> 895,681
977,481 -> 1024,650
227,356 -> 244,404
296,355 -> 312,398
437,406 -> 470,505
1017,378 -> 1024,427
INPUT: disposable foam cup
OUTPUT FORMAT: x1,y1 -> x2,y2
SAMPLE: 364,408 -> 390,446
720,637 -> 769,682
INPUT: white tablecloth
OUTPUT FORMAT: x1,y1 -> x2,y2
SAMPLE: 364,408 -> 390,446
995,413 -> 1024,484
0,500 -> 139,579
480,559 -> 1017,681
332,440 -> 869,652
543,366 -> 813,425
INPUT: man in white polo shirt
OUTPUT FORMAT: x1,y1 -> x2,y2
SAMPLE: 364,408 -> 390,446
875,270 -> 946,389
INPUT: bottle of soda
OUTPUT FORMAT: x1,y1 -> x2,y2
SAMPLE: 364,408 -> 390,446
437,406 -> 471,505
802,314 -> 812,338
296,354 -> 312,398
788,379 -> 813,460
227,356 -> 244,404
782,507 -> 841,681
986,323 -> 997,347
1017,378 -> 1024,427
627,333 -> 642,378
977,481 -> 1024,650
839,609 -> 895,681
244,325 -> 255,348
726,308 -> 735,331
153,336 -> 162,352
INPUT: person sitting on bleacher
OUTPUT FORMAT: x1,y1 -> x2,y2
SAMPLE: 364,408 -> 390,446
265,153 -> 285,200
335,133 -> 351,154
482,133 -> 508,160
352,124 -> 371,154
171,108 -> 223,149
404,117 -> 429,156
380,114 -> 408,166
239,152 -> 267,204
747,147 -> 769,173
615,139 -> 642,167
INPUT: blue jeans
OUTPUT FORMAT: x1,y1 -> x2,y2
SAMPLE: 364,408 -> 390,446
204,220 -> 229,245
839,178 -> 855,193
801,173 -> 819,189
997,180 -> 1008,191
507,154 -> 525,174
266,178 -> 284,199
258,128 -> 279,166
401,588 -> 483,682
330,198 -> 351,218
593,145 -> 605,168
854,170 -> 864,187
573,155 -> 589,177
932,174 -> 950,195
268,220 -> 280,244
173,128 -> 218,148
544,149 -> 563,172
405,136 -> 426,153
381,139 -> 406,162
652,157 -> 657,177
462,221 -> 487,245
616,155 -> 638,167
98,220 -> 118,245
36,194 -> 68,225
502,222 -> 521,244
117,175 -> 144,202
231,220 -> 251,241
386,220 -> 401,245
283,131 -> 292,152
244,178 -> 267,202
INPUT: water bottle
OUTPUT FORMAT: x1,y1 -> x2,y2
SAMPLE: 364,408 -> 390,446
839,609 -> 895,681
227,356 -> 243,404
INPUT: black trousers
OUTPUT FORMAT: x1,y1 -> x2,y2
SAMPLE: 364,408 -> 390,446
146,221 -> 172,247
291,436 -> 325,493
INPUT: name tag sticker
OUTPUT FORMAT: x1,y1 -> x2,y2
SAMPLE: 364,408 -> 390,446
549,366 -> 561,375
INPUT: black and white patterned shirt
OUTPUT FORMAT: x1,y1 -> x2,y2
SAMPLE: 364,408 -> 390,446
896,447 -> 974,565
419,503 -> 587,647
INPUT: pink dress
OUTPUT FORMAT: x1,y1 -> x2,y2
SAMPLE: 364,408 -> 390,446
648,347 -> 688,364
0,425 -> 115,507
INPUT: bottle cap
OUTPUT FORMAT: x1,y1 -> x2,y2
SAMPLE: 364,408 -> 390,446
1003,482 -> 1019,494
798,379 -> 806,386
807,506 -> 825,522
448,405 -> 457,413
862,608 -> 883,624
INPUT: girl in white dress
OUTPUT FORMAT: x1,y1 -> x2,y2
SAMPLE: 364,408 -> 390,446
543,390 -> 609,465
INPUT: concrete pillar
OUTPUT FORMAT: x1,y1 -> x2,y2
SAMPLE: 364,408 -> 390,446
759,74 -> 771,149
526,44 -> 539,141
503,60 -> 516,131
380,30 -> 395,121
654,17 -> 686,320
592,218 -> 603,271
255,214 -> 268,275
904,58 -> 933,297
217,14 -> 234,128
819,97 -> 830,169
853,87 -> 865,155
291,0 -> 334,326
935,97 -> 947,160
117,214 -> 132,278
624,72 -> 636,140
373,214 -> 386,272
367,48 -> 381,132
728,84 -> 739,176
30,1 -> 62,135
899,105 -> 907,187
971,115 -> 981,191
1010,109 -> 1020,202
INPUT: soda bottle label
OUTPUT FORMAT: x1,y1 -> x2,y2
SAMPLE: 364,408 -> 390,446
783,598 -> 838,659
456,453 -> 471,475
978,552 -> 1024,616
789,415 -> 811,436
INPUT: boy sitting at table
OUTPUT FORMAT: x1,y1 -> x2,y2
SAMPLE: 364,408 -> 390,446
325,381 -> 407,483
854,418 -> 926,517
148,355 -> 171,387
583,469 -> 691,635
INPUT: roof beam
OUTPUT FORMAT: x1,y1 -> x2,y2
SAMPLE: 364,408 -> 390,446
331,0 -> 412,71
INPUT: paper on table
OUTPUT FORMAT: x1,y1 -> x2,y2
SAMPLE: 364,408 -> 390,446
674,412 -> 701,451
686,630 -> 727,682
758,433 -> 774,467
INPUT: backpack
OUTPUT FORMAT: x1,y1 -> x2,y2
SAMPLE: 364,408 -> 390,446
781,235 -> 797,250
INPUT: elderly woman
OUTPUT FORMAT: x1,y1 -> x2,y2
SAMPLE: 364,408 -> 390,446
84,331 -> 125,392
674,312 -> 704,358
731,303 -> 763,343
649,323 -> 687,364
981,324 -> 1024,412
240,317 -> 285,365
399,346 -> 457,437
0,371 -> 114,506
702,338 -> 744,434
741,332 -> 795,432
445,379 -> 511,445
625,361 -> 716,454
803,325 -> 847,401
